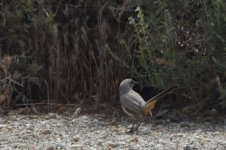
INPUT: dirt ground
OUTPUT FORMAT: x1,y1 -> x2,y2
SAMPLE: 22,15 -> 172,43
0,108 -> 226,150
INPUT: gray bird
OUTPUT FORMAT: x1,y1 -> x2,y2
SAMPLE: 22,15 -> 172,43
119,78 -> 177,133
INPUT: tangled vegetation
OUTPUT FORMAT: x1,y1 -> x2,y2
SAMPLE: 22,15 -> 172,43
0,0 -> 226,113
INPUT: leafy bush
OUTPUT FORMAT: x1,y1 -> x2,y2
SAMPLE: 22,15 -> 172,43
1,0 -> 226,113
111,0 -> 226,111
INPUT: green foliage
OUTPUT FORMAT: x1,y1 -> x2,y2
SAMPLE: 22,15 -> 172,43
1,0 -> 226,112
112,0 -> 226,111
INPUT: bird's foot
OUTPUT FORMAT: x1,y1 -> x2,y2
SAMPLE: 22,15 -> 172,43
126,128 -> 138,134
126,129 -> 134,134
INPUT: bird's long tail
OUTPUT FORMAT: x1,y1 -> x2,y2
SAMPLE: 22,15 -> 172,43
143,85 -> 178,115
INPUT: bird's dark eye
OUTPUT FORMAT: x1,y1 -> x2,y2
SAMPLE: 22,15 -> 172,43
131,80 -> 134,84
132,80 -> 139,86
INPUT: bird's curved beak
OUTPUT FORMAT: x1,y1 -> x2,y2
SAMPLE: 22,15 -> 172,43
132,80 -> 143,92
134,81 -> 139,86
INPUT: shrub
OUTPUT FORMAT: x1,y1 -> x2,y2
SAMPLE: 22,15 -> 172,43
110,0 -> 226,111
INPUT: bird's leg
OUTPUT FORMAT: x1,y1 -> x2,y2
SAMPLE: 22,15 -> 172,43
150,111 -> 153,118
127,120 -> 135,133
144,111 -> 153,126
134,120 -> 143,132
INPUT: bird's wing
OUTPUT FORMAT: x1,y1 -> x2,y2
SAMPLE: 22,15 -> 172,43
120,91 -> 145,117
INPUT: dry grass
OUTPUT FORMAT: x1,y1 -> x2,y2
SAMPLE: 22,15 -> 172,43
0,0 -> 226,114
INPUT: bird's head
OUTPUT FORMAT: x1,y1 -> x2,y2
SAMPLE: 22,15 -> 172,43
119,79 -> 139,94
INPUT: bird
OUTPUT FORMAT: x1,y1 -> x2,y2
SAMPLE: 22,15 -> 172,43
119,78 -> 177,133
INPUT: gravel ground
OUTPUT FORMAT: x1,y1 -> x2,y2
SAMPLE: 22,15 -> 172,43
0,111 -> 226,150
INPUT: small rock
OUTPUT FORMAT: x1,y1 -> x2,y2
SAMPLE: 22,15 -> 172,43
97,141 -> 103,146
25,123 -> 32,127
195,129 -> 202,134
72,136 -> 79,142
79,115 -> 88,120
16,143 -> 28,149
211,131 -> 220,135
109,143 -> 120,148
183,145 -> 192,150
42,129 -> 52,135
28,144 -> 36,150
46,145 -> 55,150
55,143 -> 66,150
130,137 -> 139,143
118,141 -> 126,145
22,135 -> 31,140
46,143 -> 66,150
107,145 -> 113,150
179,122 -> 193,127
47,113 -> 59,119
27,127 -> 35,131
70,144 -> 83,149
41,120 -> 48,125
93,118 -> 99,123
0,124 -> 7,128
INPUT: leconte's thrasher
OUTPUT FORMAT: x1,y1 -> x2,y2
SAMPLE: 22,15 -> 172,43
119,79 -> 177,133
